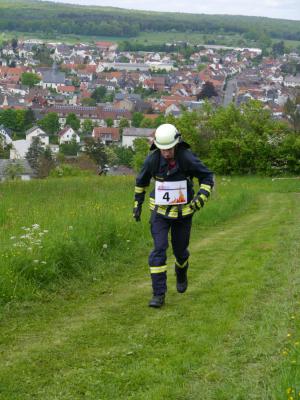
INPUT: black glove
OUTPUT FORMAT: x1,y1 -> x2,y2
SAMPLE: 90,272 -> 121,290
133,204 -> 142,222
190,194 -> 205,211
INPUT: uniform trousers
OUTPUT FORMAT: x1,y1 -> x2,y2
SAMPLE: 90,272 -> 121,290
149,212 -> 193,295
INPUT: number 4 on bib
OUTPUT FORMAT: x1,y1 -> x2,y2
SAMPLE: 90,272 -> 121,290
155,180 -> 187,205
163,192 -> 170,202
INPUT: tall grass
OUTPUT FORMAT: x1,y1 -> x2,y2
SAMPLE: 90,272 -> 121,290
0,176 -> 148,303
0,175 -> 293,305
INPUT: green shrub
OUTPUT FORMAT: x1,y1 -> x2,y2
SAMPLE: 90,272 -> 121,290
49,164 -> 93,177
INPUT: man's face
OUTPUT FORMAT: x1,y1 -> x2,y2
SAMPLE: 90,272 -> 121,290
160,147 -> 175,160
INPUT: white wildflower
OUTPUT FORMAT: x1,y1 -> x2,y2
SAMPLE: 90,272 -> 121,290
43,230 -> 48,233
32,224 -> 40,230
103,244 -> 108,249
10,236 -> 16,240
41,261 -> 47,264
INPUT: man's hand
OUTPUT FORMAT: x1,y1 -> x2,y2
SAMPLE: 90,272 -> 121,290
133,204 -> 142,222
190,194 -> 204,211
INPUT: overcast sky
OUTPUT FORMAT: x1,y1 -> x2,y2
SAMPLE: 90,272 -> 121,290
45,0 -> 300,21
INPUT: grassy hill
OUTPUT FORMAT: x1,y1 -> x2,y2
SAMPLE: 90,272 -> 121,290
0,176 -> 300,398
0,0 -> 299,47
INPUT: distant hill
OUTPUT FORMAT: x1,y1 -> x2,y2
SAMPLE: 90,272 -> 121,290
0,0 -> 299,42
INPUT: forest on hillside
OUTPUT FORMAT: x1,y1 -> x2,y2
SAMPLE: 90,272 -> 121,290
0,0 -> 299,42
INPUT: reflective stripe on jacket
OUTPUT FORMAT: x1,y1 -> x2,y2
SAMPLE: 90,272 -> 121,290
135,143 -> 214,219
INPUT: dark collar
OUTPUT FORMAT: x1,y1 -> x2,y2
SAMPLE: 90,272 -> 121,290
150,140 -> 190,151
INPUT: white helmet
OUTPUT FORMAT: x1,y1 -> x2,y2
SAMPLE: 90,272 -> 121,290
154,124 -> 181,150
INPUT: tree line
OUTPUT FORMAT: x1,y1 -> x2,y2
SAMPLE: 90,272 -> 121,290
132,100 -> 300,176
0,0 -> 299,42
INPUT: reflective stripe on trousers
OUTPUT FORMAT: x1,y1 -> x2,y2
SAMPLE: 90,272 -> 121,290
149,212 -> 192,295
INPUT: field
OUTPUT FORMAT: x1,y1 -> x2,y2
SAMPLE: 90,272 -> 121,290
0,175 -> 300,399
1,30 -> 300,50
1,30 -> 241,46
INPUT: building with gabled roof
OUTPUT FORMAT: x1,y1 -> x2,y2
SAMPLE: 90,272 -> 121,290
96,42 -> 118,52
92,127 -> 120,144
122,127 -> 154,148
57,85 -> 76,94
10,139 -> 31,160
0,125 -> 12,145
39,65 -> 65,89
43,105 -> 131,127
26,126 -> 49,146
58,126 -> 80,144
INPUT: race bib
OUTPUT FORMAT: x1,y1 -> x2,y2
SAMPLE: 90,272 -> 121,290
155,180 -> 187,205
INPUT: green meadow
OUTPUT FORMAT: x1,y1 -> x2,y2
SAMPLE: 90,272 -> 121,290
2,30 -> 299,49
0,30 -> 245,46
0,175 -> 300,399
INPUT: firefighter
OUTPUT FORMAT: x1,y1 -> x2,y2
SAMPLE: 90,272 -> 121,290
133,123 -> 214,308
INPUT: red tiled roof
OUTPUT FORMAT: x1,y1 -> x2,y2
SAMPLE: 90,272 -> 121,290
207,79 -> 224,88
0,66 -> 26,76
80,90 -> 92,98
161,95 -> 196,103
101,71 -> 123,80
143,114 -> 159,120
57,85 -> 76,93
92,127 -> 120,141
60,63 -> 76,70
1,105 -> 26,110
198,69 -> 211,82
96,41 -> 115,48
81,65 -> 97,73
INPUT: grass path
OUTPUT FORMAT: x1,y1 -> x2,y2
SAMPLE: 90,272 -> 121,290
0,191 -> 300,399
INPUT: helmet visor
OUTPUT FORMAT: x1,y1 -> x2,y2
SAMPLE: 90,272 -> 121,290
154,136 -> 179,149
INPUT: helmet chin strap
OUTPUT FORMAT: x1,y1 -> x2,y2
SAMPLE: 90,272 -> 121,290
175,133 -> 182,143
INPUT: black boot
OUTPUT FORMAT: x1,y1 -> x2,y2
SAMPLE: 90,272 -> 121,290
149,294 -> 165,308
175,263 -> 188,293
149,271 -> 167,308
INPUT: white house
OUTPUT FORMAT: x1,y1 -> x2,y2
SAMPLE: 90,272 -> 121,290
122,127 -> 154,148
10,140 -> 31,159
39,66 -> 66,90
147,61 -> 176,72
58,126 -> 80,144
26,126 -> 49,146
10,126 -> 53,159
165,104 -> 181,116
0,125 -> 12,145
